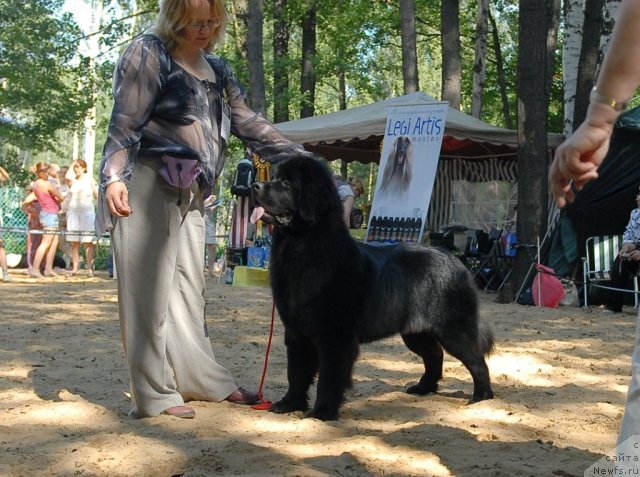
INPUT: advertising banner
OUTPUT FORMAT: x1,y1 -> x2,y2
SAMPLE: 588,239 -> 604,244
365,102 -> 448,245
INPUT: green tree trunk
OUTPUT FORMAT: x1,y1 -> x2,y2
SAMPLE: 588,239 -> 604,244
511,0 -> 558,301
300,0 -> 316,118
400,0 -> 418,94
441,0 -> 461,110
273,0 -> 290,123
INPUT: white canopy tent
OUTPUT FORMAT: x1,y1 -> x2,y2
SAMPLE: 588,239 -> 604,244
275,91 -> 564,164
274,92 -> 564,231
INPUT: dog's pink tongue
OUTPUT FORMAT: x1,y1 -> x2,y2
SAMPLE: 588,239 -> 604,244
250,206 -> 265,224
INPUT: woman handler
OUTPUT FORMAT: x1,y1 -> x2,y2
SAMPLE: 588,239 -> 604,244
98,0 -> 307,419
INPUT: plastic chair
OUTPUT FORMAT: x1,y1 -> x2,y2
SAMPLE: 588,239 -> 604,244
582,235 -> 640,307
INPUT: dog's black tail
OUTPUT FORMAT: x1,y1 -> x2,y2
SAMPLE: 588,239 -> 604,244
479,322 -> 495,356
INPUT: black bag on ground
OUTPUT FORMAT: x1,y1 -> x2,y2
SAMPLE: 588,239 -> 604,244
517,286 -> 535,306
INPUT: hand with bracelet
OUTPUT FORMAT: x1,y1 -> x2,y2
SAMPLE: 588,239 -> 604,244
549,0 -> 640,208
548,98 -> 617,207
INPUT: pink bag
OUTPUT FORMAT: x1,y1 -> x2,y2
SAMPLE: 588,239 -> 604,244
159,154 -> 202,189
532,264 -> 565,308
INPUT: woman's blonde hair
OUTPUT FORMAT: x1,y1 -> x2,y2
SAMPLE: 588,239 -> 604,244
35,162 -> 49,175
154,0 -> 228,53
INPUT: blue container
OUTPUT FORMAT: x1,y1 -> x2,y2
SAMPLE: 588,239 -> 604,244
247,246 -> 264,267
504,232 -> 517,257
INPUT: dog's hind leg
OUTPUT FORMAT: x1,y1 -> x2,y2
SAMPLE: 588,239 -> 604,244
270,329 -> 318,415
401,332 -> 444,395
306,337 -> 359,421
437,333 -> 494,404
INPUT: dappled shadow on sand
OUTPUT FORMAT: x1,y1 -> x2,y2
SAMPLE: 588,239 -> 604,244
0,276 -> 628,476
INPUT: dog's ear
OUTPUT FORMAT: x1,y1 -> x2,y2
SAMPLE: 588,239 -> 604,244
295,157 -> 341,224
296,190 -> 318,224
295,167 -> 324,224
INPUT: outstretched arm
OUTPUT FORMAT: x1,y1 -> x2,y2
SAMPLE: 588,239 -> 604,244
550,0 -> 640,207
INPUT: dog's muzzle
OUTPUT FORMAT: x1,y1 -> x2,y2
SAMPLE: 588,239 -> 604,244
250,182 -> 290,226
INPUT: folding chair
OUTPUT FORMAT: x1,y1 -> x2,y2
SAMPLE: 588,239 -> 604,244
582,235 -> 640,307
466,229 -> 497,279
471,229 -> 514,292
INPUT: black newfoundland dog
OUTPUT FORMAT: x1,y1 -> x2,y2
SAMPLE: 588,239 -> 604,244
251,156 -> 494,421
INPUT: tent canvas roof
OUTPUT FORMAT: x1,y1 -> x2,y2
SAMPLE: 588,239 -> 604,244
274,91 -> 565,163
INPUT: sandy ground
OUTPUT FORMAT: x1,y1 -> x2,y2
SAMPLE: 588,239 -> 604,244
0,269 -> 635,477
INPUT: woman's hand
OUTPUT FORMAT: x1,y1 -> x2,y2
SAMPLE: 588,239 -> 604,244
105,182 -> 132,217
628,250 -> 640,261
549,121 -> 612,208
621,243 -> 637,255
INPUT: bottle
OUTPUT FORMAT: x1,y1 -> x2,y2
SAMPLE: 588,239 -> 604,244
398,217 -> 407,242
380,216 -> 389,242
406,218 -> 415,243
367,216 -> 377,242
469,233 -> 478,255
501,222 -> 517,257
390,217 -> 399,243
373,217 -> 382,242
384,217 -> 393,242
505,230 -> 517,257
225,267 -> 234,284
415,217 -> 423,243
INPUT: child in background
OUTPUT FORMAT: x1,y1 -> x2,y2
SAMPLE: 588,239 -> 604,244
21,185 -> 43,275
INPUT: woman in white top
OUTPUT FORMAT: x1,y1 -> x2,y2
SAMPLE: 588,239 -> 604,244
335,176 -> 365,227
64,159 -> 98,275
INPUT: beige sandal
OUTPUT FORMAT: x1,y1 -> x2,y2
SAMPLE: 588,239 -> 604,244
161,406 -> 195,419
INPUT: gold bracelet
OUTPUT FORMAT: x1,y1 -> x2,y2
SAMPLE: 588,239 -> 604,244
590,87 -> 628,112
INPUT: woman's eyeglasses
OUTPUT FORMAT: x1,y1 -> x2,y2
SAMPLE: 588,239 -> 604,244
187,19 -> 219,32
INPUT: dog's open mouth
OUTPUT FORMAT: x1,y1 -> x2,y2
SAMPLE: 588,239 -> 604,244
250,204 -> 292,227
250,205 -> 270,224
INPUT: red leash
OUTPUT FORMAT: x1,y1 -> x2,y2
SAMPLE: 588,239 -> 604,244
251,301 -> 276,410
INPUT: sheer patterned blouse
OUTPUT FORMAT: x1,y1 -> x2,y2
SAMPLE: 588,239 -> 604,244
97,33 -> 306,233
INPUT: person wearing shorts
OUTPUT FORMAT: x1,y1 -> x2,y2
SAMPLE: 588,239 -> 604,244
22,163 -> 64,278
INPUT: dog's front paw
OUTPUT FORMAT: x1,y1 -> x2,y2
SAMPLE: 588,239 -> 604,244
269,398 -> 307,414
406,382 -> 438,395
468,389 -> 494,404
304,405 -> 339,421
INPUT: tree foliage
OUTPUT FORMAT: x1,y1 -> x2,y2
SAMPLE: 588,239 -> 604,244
1,0 -> 570,200
0,0 -> 92,153
1,0 -> 570,159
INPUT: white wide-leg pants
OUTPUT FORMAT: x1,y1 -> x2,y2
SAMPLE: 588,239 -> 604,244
112,158 -> 238,418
